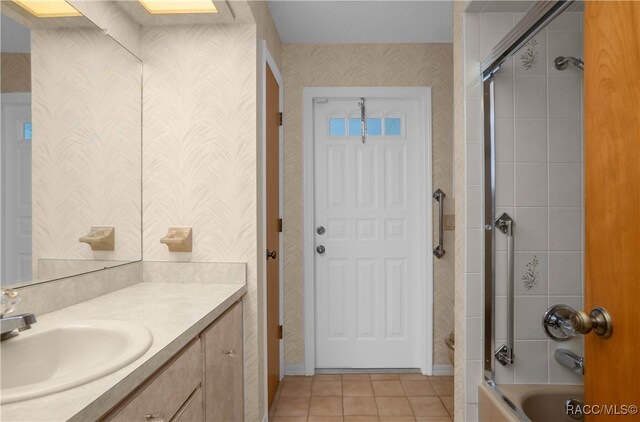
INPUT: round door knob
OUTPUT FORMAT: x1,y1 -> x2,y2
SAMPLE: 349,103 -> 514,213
316,245 -> 326,254
266,249 -> 277,260
316,226 -> 326,235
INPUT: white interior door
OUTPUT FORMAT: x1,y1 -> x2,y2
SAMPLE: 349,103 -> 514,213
313,95 -> 427,369
1,95 -> 32,285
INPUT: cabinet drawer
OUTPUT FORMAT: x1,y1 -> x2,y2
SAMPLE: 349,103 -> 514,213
172,388 -> 203,422
203,301 -> 243,422
108,339 -> 202,422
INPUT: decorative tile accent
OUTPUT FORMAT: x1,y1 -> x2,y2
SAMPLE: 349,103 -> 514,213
521,255 -> 540,291
519,38 -> 539,71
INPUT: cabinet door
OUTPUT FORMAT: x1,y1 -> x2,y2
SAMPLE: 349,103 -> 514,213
203,301 -> 243,422
173,388 -> 203,422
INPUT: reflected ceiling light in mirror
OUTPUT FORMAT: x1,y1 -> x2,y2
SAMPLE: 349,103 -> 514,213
138,0 -> 218,15
11,0 -> 81,18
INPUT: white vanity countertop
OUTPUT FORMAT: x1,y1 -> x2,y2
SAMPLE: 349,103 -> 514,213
1,281 -> 246,422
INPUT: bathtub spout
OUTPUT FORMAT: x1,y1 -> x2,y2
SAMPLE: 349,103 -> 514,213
555,349 -> 584,375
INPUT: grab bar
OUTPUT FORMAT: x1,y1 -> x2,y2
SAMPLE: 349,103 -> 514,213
495,212 -> 514,366
432,189 -> 446,258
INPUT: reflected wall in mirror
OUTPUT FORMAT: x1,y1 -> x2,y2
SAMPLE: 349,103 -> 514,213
1,1 -> 142,288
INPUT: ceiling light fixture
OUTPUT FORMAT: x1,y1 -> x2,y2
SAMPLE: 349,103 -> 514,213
11,0 -> 81,18
138,0 -> 218,15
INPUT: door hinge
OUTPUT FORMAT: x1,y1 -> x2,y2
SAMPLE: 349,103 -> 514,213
278,218 -> 283,232
278,325 -> 283,339
278,112 -> 283,126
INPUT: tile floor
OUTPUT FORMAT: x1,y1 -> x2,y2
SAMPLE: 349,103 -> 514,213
269,373 -> 454,422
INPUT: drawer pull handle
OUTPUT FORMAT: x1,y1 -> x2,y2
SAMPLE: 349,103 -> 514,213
146,412 -> 165,422
223,349 -> 237,356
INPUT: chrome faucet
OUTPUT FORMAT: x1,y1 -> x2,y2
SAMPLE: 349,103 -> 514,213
1,289 -> 37,341
555,348 -> 584,375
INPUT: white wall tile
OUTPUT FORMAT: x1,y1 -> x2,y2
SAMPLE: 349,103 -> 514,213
514,75 -> 547,119
479,13 -> 514,33
466,185 -> 483,229
465,360 -> 483,403
480,30 -> 509,60
466,142 -> 483,184
515,252 -> 548,295
466,317 -> 482,360
466,273 -> 482,317
466,98 -> 483,141
495,252 -> 507,295
515,119 -> 547,163
494,356 -> 515,384
464,13 -> 480,54
515,164 -> 548,206
494,74 -> 514,119
494,295 -> 507,341
549,252 -> 582,295
548,295 -> 583,311
466,229 -> 483,273
495,119 -> 514,162
465,403 -> 479,422
549,164 -> 582,207
549,75 -> 582,119
547,12 -> 582,32
515,296 -> 548,340
496,163 -> 514,207
549,119 -> 582,163
549,207 -> 582,251
515,207 -> 548,251
514,340 -> 549,383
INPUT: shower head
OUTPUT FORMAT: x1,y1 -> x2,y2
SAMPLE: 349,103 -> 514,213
554,56 -> 584,71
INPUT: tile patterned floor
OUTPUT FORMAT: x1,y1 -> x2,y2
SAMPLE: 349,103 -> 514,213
269,373 -> 454,422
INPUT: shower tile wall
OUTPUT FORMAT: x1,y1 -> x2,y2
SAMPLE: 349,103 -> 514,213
463,10 -> 584,421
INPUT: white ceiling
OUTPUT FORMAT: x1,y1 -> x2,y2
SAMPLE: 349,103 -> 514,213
268,1 -> 453,44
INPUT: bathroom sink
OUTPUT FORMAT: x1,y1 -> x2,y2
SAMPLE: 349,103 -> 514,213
1,320 -> 152,404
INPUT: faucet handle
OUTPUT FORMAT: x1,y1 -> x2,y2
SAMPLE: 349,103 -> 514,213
1,289 -> 21,318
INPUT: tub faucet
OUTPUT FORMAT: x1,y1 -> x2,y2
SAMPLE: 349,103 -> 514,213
1,289 -> 37,340
555,348 -> 584,375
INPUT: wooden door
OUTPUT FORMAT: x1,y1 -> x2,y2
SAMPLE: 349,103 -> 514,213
265,64 -> 281,407
584,1 -> 640,417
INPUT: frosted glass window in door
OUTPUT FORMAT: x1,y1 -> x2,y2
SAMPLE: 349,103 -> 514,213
329,118 -> 346,137
384,118 -> 402,136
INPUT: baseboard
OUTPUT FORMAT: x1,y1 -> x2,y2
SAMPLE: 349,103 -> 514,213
432,364 -> 454,376
284,363 -> 306,375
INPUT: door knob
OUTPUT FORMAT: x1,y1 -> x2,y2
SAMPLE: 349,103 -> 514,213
266,249 -> 277,260
543,304 -> 613,341
316,226 -> 326,235
316,245 -> 325,254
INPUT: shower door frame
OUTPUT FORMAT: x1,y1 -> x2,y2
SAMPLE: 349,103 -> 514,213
480,0 -> 577,382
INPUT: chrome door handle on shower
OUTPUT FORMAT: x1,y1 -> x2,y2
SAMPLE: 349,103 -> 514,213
432,189 -> 445,259
495,212 -> 514,366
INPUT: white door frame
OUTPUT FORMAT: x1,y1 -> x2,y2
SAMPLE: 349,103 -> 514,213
259,40 -> 284,411
302,87 -> 433,376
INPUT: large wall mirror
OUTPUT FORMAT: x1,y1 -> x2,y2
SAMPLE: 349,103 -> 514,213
1,1 -> 142,288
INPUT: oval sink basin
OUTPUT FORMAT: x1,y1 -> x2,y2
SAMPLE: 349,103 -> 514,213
1,320 -> 152,404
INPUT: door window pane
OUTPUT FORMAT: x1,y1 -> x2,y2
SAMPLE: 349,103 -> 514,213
329,118 -> 346,137
349,118 -> 362,136
384,118 -> 401,136
366,118 -> 382,136
23,122 -> 32,141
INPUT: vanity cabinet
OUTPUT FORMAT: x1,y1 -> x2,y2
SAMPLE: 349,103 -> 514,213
102,300 -> 243,422
202,301 -> 244,422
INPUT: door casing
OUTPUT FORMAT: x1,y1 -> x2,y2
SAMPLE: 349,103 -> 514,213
302,87 -> 434,376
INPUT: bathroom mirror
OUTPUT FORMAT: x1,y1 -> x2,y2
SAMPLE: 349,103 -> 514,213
0,2 -> 142,288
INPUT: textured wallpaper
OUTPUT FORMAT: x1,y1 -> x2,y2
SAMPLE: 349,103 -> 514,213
31,27 -> 142,278
1,53 -> 31,93
141,23 -> 260,421
282,43 -> 455,367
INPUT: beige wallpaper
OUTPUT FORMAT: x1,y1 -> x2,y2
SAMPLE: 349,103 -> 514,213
31,27 -> 142,278
141,23 -> 261,421
1,53 -> 30,93
282,43 -> 455,367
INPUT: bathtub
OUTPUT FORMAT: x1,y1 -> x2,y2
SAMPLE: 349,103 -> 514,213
479,381 -> 584,422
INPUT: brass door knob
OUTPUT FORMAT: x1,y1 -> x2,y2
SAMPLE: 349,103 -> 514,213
266,249 -> 277,260
543,304 -> 613,340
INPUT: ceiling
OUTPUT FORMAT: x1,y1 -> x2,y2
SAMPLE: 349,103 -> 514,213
268,1 -> 453,44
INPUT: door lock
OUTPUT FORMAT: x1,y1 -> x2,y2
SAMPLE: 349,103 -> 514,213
316,245 -> 326,254
316,226 -> 326,235
266,249 -> 277,260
